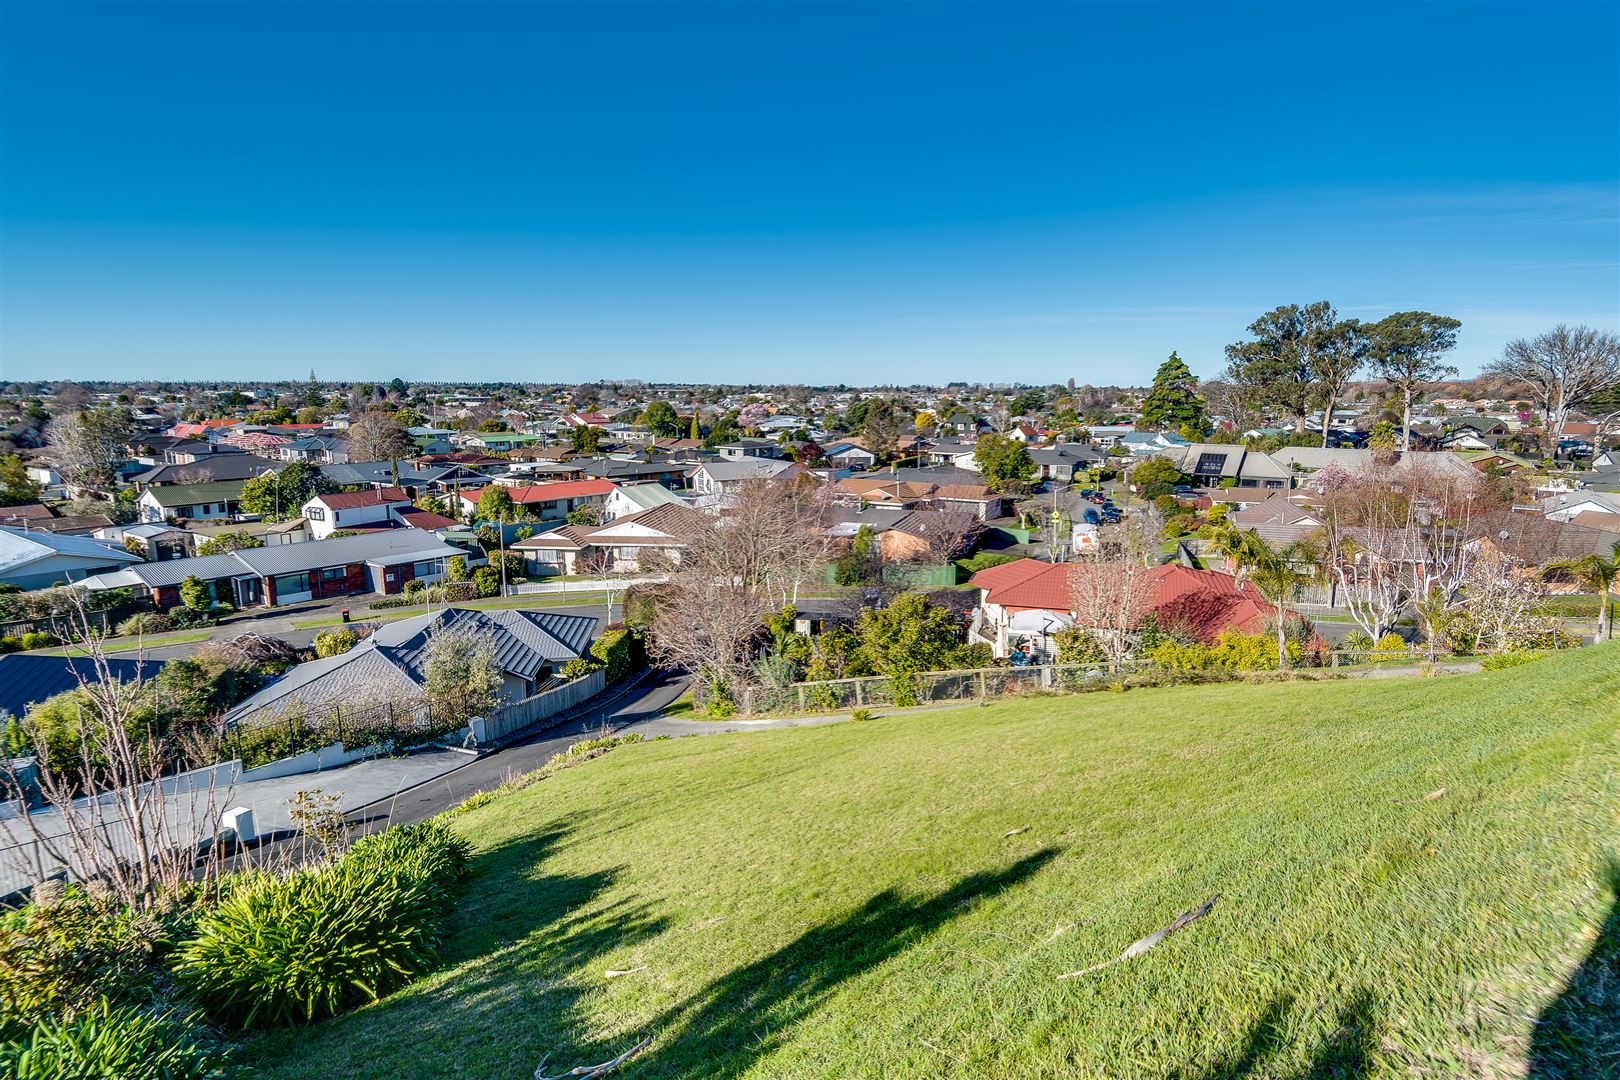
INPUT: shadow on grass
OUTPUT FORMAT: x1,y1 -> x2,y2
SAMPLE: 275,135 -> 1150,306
610,847 -> 1060,1079
1184,989 -> 1380,1079
242,818 -> 670,1078
1528,854 -> 1620,1078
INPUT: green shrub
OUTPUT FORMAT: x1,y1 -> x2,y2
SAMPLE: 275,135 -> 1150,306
445,555 -> 468,581
117,612 -> 175,637
850,708 -> 873,722
167,606 -> 213,630
175,820 -> 469,1028
1146,629 -> 1301,671
0,888 -> 169,1040
955,551 -> 1018,575
0,1001 -> 229,1080
559,657 -> 597,682
589,628 -> 640,682
471,566 -> 501,598
1339,630 -> 1375,653
1481,651 -> 1547,670
0,638 -> 19,654
312,628 -> 358,658
18,632 -> 59,650
1371,633 -> 1409,663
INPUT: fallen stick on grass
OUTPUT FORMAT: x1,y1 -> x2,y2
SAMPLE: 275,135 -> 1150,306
535,1035 -> 654,1080
603,966 -> 647,979
1002,826 -> 1030,837
1394,787 -> 1447,804
1056,894 -> 1219,980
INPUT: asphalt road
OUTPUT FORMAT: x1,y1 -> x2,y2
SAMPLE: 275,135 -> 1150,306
344,667 -> 693,831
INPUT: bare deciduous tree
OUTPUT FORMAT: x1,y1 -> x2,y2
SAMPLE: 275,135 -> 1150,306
647,479 -> 833,707
0,604 -> 226,909
1067,508 -> 1162,663
1486,324 -> 1620,457
346,409 -> 413,464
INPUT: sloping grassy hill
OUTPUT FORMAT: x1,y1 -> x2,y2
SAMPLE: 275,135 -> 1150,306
249,648 -> 1620,1079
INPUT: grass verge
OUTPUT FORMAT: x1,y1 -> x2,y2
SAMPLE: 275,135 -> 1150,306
245,645 -> 1620,1079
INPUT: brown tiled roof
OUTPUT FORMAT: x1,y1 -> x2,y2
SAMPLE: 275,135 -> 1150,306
314,487 -> 411,510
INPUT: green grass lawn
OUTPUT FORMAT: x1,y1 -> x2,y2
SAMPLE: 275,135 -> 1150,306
32,629 -> 215,656
244,646 -> 1620,1079
290,593 -> 617,628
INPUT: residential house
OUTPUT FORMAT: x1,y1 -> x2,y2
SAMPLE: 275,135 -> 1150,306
468,431 -> 541,453
275,435 -> 350,464
1160,444 -> 1292,490
1538,489 -> 1620,524
219,607 -> 599,726
514,503 -> 707,576
822,441 -> 878,469
130,454 -> 277,488
137,480 -> 248,523
1028,443 -> 1106,484
715,438 -> 786,461
690,458 -> 802,499
0,527 -> 143,590
603,483 -> 690,521
456,479 -> 616,524
76,529 -> 469,610
0,654 -> 159,721
302,487 -> 415,540
581,459 -> 691,489
968,557 -> 1284,661
93,522 -> 194,561
1118,431 -> 1191,457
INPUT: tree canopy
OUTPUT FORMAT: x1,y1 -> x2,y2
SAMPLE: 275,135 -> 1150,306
1137,352 -> 1205,433
972,432 -> 1036,492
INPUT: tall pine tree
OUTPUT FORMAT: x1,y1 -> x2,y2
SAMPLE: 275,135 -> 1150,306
1138,352 -> 1206,434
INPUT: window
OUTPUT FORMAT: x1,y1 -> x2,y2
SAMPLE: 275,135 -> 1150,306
321,566 -> 345,581
1195,452 -> 1228,476
305,507 -> 326,521
413,559 -> 442,578
275,572 -> 312,596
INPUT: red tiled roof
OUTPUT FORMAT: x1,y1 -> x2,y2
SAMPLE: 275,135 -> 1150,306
971,558 -> 1282,643
458,480 -> 615,504
314,487 -> 411,510
394,507 -> 457,531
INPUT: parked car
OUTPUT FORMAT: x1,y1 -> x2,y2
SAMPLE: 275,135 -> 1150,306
1173,484 -> 1195,495
1082,506 -> 1101,525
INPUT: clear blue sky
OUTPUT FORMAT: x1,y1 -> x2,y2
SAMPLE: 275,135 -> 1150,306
2,1 -> 1616,385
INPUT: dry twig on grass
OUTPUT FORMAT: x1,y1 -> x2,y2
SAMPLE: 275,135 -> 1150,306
1002,826 -> 1030,837
602,966 -> 646,979
535,1035 -> 653,1080
1056,894 -> 1219,980
1394,787 -> 1447,804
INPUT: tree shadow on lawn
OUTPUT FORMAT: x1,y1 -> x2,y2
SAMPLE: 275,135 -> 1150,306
243,819 -> 671,1079
1182,989 -> 1380,1079
589,846 -> 1061,1079
1528,853 -> 1620,1078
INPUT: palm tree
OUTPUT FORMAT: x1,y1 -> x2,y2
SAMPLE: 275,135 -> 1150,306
1547,542 -> 1620,643
1215,524 -> 1308,668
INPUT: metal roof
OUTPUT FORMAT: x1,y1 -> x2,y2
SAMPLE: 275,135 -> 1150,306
142,480 -> 248,507
0,527 -> 143,576
0,654 -> 158,718
234,530 -> 462,576
221,607 -> 598,724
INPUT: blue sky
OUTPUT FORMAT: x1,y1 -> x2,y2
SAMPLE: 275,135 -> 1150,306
2,1 -> 1616,385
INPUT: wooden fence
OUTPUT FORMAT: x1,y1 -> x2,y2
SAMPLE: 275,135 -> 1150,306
469,669 -> 607,746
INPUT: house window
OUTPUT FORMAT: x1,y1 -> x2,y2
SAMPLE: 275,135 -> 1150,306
275,572 -> 312,595
1195,453 -> 1227,475
321,566 -> 346,582
306,507 -> 325,521
413,559 -> 442,578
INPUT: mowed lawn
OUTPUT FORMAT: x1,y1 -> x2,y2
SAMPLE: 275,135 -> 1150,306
246,647 -> 1620,1079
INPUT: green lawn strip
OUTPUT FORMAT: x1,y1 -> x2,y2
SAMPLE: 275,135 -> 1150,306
32,630 -> 215,656
245,645 -> 1620,1079
290,594 -> 617,628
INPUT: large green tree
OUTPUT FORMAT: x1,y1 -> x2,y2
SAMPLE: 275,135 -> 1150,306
1137,352 -> 1206,433
238,462 -> 334,520
972,432 -> 1037,492
856,593 -> 962,678
1367,311 -> 1461,451
641,400 -> 681,438
0,454 -> 41,506
1224,302 -> 1336,434
1310,317 -> 1369,446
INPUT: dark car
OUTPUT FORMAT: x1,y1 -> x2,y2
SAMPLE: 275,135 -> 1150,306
1082,506 -> 1101,525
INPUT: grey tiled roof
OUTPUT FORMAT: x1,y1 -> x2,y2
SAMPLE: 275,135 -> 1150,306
222,607 -> 598,724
